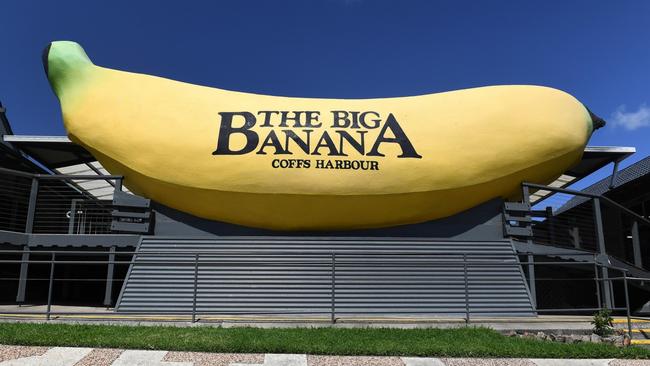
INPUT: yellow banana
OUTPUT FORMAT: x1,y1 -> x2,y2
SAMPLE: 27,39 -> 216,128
43,41 -> 601,231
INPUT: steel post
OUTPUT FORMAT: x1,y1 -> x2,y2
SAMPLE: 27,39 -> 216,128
15,246 -> 30,303
527,254 -> 537,309
103,246 -> 116,307
115,178 -> 123,192
68,200 -> 78,234
594,198 -> 613,309
570,226 -> 581,249
192,254 -> 199,323
632,221 -> 642,268
623,271 -> 632,339
46,253 -> 55,321
609,160 -> 620,189
331,253 -> 336,324
594,261 -> 602,310
16,178 -> 39,303
463,253 -> 470,324
522,185 -> 530,206
546,207 -> 556,245
25,177 -> 38,233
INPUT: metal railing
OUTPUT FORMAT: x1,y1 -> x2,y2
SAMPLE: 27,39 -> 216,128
521,183 -> 650,272
0,249 -> 637,334
0,167 -> 123,234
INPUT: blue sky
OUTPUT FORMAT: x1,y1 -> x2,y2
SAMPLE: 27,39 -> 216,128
1,0 -> 648,189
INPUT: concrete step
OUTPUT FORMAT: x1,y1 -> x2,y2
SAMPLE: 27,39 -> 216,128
613,318 -> 650,330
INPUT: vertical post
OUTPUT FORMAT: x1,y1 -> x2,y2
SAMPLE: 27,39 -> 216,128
16,178 -> 38,302
546,207 -> 555,245
609,160 -> 620,189
463,253 -> 470,324
594,261 -> 602,310
632,221 -> 642,268
103,246 -> 116,307
527,254 -> 537,309
522,185 -> 530,206
192,254 -> 199,323
593,198 -> 613,309
570,226 -> 581,249
67,200 -> 79,234
16,246 -> 30,303
331,253 -> 336,324
46,252 -> 55,321
114,178 -> 123,192
623,271 -> 632,339
25,177 -> 39,233
521,185 -> 536,258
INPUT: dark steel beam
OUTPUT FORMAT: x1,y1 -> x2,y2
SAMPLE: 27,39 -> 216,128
593,198 -> 613,309
103,246 -> 116,307
15,245 -> 29,303
632,221 -> 642,268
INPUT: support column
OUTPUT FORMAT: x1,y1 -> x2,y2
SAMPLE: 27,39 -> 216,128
25,177 -> 38,233
594,198 -> 613,309
16,177 -> 38,303
15,246 -> 29,303
609,160 -> 620,189
527,254 -> 537,309
632,221 -> 642,268
546,207 -> 556,245
521,185 -> 537,310
103,246 -> 116,307
570,226 -> 581,249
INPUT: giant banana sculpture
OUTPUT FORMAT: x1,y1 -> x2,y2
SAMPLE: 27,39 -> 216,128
43,41 -> 604,230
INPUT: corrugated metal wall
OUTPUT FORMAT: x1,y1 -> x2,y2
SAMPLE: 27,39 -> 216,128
116,237 -> 535,317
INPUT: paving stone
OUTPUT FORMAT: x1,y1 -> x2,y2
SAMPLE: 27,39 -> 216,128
443,358 -> 535,366
0,346 -> 48,363
609,361 -> 650,366
0,347 -> 92,366
111,350 -> 193,366
164,351 -> 264,366
74,348 -> 122,366
230,353 -> 308,366
309,355 -> 403,365
531,359 -> 614,366
402,357 -> 446,366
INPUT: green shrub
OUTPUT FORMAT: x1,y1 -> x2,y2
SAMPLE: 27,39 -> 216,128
592,309 -> 614,336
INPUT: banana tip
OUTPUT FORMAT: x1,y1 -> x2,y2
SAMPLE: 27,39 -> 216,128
588,109 -> 606,130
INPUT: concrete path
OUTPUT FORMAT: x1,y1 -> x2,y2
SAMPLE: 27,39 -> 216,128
0,347 -> 92,366
1,345 -> 648,365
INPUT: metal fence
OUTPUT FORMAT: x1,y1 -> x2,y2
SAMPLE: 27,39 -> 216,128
0,167 -> 123,234
0,249 -> 638,332
1,166 -> 649,336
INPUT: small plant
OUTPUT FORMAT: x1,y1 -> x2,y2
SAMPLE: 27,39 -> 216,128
592,309 -> 614,336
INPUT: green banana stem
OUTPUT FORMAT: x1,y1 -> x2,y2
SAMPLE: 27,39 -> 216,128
43,41 -> 94,101
587,108 -> 607,130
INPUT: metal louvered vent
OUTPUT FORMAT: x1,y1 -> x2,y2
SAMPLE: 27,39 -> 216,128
116,237 -> 535,318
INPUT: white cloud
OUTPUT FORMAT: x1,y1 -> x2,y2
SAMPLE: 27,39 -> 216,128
611,103 -> 650,130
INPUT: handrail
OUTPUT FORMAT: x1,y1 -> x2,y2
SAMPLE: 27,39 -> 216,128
0,166 -> 34,178
599,195 -> 650,226
523,182 -> 602,199
0,166 -> 123,181
0,248 -> 619,257
522,182 -> 650,226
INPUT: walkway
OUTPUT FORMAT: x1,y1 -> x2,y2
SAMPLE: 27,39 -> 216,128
0,345 -> 647,366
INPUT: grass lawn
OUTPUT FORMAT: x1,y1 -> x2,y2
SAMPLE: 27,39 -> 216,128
0,322 -> 648,359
